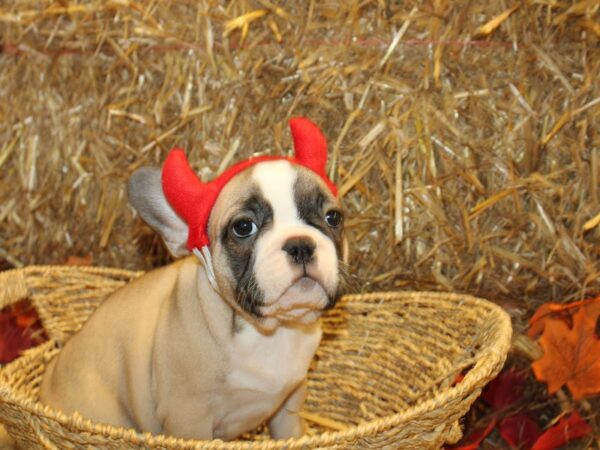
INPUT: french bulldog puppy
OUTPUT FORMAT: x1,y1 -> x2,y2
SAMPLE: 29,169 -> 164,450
39,118 -> 347,441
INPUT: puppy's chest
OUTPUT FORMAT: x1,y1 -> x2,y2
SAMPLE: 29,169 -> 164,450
215,324 -> 321,436
227,323 -> 320,394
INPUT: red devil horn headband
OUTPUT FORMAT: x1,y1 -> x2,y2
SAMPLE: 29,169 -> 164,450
161,117 -> 337,250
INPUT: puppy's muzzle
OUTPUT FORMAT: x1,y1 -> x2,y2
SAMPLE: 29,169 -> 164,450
282,236 -> 316,266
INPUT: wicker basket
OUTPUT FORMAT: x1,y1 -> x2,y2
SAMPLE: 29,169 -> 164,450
0,266 -> 511,449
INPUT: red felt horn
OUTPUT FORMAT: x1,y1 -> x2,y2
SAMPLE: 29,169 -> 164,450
289,117 -> 337,196
289,117 -> 328,178
162,149 -> 204,223
162,149 -> 213,249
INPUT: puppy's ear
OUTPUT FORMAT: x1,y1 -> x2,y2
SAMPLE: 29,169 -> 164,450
128,167 -> 190,257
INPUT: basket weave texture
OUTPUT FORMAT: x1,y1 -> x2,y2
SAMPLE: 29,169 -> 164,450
0,266 -> 512,449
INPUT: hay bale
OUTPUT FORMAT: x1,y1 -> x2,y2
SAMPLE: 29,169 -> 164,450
0,1 -> 598,308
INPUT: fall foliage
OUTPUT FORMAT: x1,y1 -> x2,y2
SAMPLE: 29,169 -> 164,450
530,411 -> 592,450
449,370 -> 593,450
530,297 -> 600,400
0,299 -> 46,364
450,296 -> 600,449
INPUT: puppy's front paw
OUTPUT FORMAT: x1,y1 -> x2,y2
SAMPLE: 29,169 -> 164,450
268,381 -> 309,439
269,414 -> 306,439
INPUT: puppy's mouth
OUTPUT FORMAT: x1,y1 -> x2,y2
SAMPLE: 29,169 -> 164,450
259,276 -> 329,323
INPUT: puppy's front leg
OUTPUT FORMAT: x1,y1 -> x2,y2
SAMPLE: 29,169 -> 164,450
268,380 -> 308,439
161,402 -> 214,440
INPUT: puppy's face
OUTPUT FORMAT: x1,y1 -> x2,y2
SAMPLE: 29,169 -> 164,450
208,160 -> 345,330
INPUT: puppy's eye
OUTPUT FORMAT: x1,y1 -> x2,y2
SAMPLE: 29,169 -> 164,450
324,210 -> 343,228
232,219 -> 258,238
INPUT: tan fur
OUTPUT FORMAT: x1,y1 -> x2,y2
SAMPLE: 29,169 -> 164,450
40,161 -> 340,440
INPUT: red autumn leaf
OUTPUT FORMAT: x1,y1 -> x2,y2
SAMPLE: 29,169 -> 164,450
65,254 -> 93,266
16,313 -> 37,328
499,414 -> 541,448
0,300 -> 46,364
528,303 -> 571,338
452,373 -> 465,386
528,297 -> 597,338
446,418 -> 496,450
480,371 -> 543,449
531,410 -> 592,450
482,370 -> 526,409
0,311 -> 34,363
531,299 -> 600,399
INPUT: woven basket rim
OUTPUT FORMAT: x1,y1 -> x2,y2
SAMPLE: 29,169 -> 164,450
0,265 -> 512,449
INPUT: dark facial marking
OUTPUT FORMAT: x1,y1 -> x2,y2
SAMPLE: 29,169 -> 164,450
293,171 -> 344,256
294,170 -> 346,309
221,191 -> 274,317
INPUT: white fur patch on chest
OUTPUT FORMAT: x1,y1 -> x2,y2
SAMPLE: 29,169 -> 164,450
213,322 -> 321,439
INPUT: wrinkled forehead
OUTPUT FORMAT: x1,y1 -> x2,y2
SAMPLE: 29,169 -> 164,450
208,160 -> 337,229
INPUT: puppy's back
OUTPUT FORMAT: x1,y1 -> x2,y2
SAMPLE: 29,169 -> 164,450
39,260 -> 185,432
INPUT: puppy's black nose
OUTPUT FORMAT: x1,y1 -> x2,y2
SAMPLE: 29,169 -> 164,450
282,237 -> 316,265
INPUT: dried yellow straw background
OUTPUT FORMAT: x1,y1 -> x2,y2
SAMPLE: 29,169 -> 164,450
0,1 -> 598,310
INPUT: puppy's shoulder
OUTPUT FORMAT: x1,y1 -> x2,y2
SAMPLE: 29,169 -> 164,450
106,257 -> 195,305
